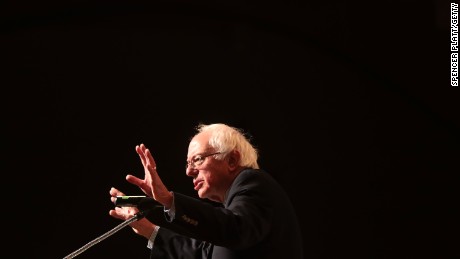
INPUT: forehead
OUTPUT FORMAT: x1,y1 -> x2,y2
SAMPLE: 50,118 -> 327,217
187,132 -> 211,157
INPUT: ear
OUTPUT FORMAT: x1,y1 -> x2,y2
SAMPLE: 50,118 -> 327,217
227,150 -> 241,170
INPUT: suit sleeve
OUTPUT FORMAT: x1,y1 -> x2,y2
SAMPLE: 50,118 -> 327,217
147,171 -> 275,250
150,227 -> 212,259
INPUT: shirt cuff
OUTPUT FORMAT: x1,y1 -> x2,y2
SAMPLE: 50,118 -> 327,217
164,191 -> 176,222
147,225 -> 160,249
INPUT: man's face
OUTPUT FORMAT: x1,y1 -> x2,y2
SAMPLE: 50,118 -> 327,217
186,132 -> 232,203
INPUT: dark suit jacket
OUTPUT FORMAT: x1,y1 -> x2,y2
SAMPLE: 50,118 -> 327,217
145,168 -> 304,259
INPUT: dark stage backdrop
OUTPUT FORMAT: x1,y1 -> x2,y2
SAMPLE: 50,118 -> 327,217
2,1 -> 458,259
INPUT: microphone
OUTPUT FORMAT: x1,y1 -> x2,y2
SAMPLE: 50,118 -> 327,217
115,196 -> 163,211
115,196 -> 149,207
64,196 -> 160,258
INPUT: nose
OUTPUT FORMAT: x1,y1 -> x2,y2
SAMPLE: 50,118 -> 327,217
186,165 -> 198,177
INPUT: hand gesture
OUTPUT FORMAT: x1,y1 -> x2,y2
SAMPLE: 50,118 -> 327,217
108,187 -> 156,239
125,144 -> 173,208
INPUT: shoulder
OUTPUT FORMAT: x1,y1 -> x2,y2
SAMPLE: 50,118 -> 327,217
233,168 -> 276,187
225,168 -> 283,204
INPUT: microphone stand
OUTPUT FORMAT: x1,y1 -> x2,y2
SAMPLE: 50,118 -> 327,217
63,210 -> 148,259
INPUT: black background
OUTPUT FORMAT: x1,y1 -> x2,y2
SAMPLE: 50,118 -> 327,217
2,1 -> 459,258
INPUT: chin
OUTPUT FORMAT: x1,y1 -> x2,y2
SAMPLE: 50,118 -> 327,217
198,188 -> 213,200
197,189 -> 206,199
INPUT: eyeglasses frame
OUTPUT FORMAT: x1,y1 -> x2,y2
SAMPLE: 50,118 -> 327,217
186,152 -> 222,169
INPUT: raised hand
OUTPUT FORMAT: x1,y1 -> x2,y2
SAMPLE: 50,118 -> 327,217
125,144 -> 173,209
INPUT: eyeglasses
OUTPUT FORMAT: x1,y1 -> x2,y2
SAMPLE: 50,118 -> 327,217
186,152 -> 221,169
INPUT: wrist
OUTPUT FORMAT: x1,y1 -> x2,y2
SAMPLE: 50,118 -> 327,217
164,191 -> 174,209
134,219 -> 156,239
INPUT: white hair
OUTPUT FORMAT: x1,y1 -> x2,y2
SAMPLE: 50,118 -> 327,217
195,123 -> 259,169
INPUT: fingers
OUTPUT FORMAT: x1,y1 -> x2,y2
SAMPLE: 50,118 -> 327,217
136,144 -> 147,168
110,187 -> 125,203
119,144 -> 158,200
137,144 -> 157,169
125,174 -> 153,197
109,187 -> 139,221
110,187 -> 125,196
144,148 -> 157,170
109,207 -> 138,220
126,174 -> 144,186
